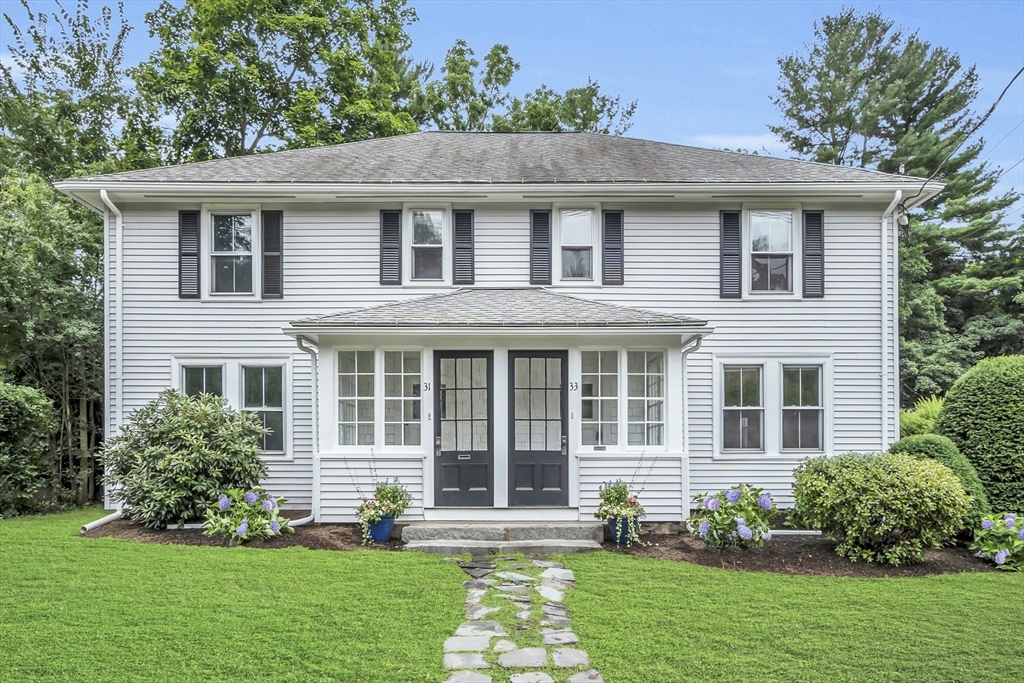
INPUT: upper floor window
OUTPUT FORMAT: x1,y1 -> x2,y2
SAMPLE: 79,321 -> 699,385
560,209 -> 594,279
411,210 -> 445,280
212,214 -> 254,294
749,210 -> 793,292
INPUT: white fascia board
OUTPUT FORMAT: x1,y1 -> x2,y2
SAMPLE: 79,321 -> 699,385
281,324 -> 712,340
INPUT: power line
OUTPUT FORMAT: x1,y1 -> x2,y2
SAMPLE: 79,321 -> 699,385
979,118 -> 1023,163
997,156 -> 1024,181
920,197 -> 1024,258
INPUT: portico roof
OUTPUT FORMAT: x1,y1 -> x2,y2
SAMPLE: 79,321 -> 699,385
288,288 -> 706,332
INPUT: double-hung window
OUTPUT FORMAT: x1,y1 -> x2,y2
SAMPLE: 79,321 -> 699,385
411,210 -> 444,280
750,210 -> 793,292
211,214 -> 254,294
182,366 -> 223,397
243,366 -> 284,453
560,209 -> 594,279
723,366 -> 764,450
581,351 -> 619,446
782,366 -> 823,450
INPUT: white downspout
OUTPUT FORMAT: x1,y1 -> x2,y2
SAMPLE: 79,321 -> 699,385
99,190 -> 123,436
881,190 -> 902,450
291,335 -> 319,527
680,332 -> 704,520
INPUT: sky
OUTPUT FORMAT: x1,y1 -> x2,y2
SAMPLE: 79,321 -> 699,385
2,0 -> 1022,213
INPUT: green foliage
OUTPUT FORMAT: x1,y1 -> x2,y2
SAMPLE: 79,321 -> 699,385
889,433 -> 990,532
594,480 -> 646,546
688,484 -> 777,549
101,389 -> 268,528
898,395 -> 944,437
356,479 -> 411,544
971,512 -> 1024,571
935,355 -> 1024,512
0,381 -> 57,516
793,453 -> 969,565
202,487 -> 293,544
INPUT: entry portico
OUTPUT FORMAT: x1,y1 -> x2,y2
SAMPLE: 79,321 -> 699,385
285,288 -> 710,522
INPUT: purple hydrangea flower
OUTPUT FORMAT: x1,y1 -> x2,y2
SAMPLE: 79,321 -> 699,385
270,520 -> 281,534
982,519 -> 995,530
1018,528 -> 1024,542
758,493 -> 773,511
762,532 -> 772,541
702,495 -> 714,509
1004,514 -> 1016,528
262,498 -> 274,511
218,495 -> 231,511
737,525 -> 753,541
726,489 -> 742,505
244,491 -> 259,505
236,519 -> 249,536
995,549 -> 1009,565
698,521 -> 710,537
734,517 -> 746,526
706,497 -> 720,511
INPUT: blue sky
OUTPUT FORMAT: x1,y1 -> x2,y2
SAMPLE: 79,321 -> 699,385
2,0 -> 1022,212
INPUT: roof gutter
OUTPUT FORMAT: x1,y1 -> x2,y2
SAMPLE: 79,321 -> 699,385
881,190 -> 902,450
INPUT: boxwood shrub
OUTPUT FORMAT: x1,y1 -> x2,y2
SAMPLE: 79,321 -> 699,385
102,389 -> 268,528
934,355 -> 1024,512
890,433 -> 991,533
0,381 -> 57,516
793,452 -> 969,565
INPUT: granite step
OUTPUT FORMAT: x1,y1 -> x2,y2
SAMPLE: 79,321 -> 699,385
402,522 -> 604,543
404,539 -> 602,555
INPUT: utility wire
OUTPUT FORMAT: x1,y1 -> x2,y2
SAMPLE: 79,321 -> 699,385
997,156 -> 1024,181
920,195 -> 1024,258
979,118 -> 1023,163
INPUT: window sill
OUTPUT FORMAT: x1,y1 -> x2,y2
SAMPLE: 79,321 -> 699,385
713,451 -> 813,461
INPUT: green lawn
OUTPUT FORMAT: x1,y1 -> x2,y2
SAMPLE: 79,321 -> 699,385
3,510 -> 1022,683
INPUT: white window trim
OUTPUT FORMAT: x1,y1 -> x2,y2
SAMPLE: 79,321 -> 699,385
712,353 -> 833,460
333,346 -> 429,455
170,355 -> 293,459
575,346 -> 670,454
742,203 -> 802,298
200,203 -> 262,301
403,204 -> 452,286
553,202 -> 602,286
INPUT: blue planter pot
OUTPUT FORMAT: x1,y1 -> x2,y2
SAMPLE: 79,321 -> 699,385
608,516 -> 634,545
368,515 -> 395,543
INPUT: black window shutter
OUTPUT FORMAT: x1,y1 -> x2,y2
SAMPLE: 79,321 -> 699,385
178,210 -> 200,299
602,210 -> 624,285
803,210 -> 825,298
530,210 -> 552,285
262,210 -> 284,298
380,210 -> 402,285
720,210 -> 742,298
453,209 -> 475,285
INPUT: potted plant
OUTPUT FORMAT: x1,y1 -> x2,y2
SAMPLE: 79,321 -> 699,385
357,479 -> 412,544
594,480 -> 646,546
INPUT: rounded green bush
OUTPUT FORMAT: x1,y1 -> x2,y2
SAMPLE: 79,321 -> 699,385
890,434 -> 991,533
101,389 -> 268,528
0,381 -> 57,516
934,355 -> 1024,512
793,452 -> 970,565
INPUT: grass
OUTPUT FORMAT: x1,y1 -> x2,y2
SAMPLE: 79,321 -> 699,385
563,551 -> 1024,683
0,507 -> 463,682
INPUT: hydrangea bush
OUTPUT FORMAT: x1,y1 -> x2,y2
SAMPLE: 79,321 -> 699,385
357,479 -> 412,544
972,512 -> 1024,571
202,487 -> 293,545
688,484 -> 777,549
593,480 -> 646,546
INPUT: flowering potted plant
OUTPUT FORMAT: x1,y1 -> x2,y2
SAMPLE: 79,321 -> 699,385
357,479 -> 412,544
594,480 -> 646,546
202,487 -> 293,545
972,513 -> 1024,570
688,484 -> 776,549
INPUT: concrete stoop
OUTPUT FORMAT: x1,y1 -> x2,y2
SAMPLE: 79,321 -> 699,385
402,523 -> 604,555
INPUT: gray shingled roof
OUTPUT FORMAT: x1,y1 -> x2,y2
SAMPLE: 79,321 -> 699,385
72,131 -> 918,185
292,288 -> 705,329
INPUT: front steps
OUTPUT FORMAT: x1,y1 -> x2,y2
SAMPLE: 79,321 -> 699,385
402,522 -> 604,555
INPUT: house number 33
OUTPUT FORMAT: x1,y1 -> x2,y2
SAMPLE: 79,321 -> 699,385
568,381 -> 579,391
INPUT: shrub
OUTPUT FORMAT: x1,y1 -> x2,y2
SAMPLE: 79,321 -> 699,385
593,480 -> 646,546
0,381 -> 57,516
971,512 -> 1024,571
356,479 -> 412,544
688,484 -> 777,549
102,389 -> 268,528
793,453 -> 970,565
890,434 -> 991,532
202,487 -> 293,545
899,395 -> 943,437
934,355 -> 1024,512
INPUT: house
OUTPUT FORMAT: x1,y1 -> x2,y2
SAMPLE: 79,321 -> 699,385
55,131 -> 940,523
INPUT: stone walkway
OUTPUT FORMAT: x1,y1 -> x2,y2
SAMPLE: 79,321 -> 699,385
442,556 -> 603,683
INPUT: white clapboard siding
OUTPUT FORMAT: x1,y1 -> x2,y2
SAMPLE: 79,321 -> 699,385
318,457 -> 425,523
111,199 -> 897,517
578,456 -> 685,521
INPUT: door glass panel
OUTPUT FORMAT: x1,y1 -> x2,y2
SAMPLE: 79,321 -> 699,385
546,358 -> 562,388
515,358 -> 530,388
546,390 -> 561,418
472,389 -> 487,419
515,420 -> 530,450
472,358 -> 487,387
530,389 -> 545,418
546,421 -> 561,450
440,359 -> 455,388
456,358 -> 471,387
457,421 -> 470,449
530,359 -> 545,386
441,421 -> 456,450
473,421 -> 487,450
531,421 -> 546,450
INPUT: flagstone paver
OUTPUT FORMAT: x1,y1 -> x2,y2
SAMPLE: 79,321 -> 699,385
445,671 -> 493,683
541,628 -> 580,646
498,648 -> 549,668
445,653 -> 491,670
445,636 -> 492,652
534,585 -> 564,602
510,674 -> 555,683
553,649 -> 589,668
568,670 -> 604,683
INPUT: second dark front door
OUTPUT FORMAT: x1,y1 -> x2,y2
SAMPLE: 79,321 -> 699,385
508,351 -> 569,506
434,351 -> 494,506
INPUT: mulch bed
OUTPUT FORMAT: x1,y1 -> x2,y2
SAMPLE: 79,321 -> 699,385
603,531 -> 995,577
83,511 -> 404,551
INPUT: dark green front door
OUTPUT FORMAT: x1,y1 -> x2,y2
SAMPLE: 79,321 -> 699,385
434,351 -> 494,506
508,351 -> 569,506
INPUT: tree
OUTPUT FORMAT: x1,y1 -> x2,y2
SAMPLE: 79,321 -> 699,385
411,39 -> 636,134
771,8 -> 1022,404
131,0 -> 420,163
